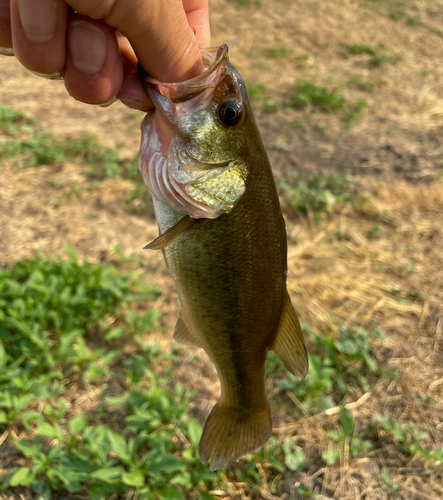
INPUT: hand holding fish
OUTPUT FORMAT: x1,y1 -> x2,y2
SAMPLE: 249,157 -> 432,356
0,0 -> 210,109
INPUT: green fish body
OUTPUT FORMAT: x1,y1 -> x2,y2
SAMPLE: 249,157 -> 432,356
139,45 -> 308,470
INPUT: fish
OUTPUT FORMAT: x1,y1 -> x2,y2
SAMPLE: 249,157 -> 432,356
138,45 -> 308,471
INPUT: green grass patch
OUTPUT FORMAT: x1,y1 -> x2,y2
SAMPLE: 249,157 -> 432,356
347,77 -> 380,93
340,42 -> 400,68
286,80 -> 347,113
340,43 -> 379,56
278,170 -> 364,224
0,251 -> 216,499
247,82 -> 281,113
261,43 -> 291,59
0,105 -> 139,180
0,129 -> 138,180
0,106 -> 35,133
285,80 -> 368,126
322,409 -> 373,465
0,105 -> 153,217
227,0 -> 261,7
268,325 -> 387,413
0,251 -> 321,499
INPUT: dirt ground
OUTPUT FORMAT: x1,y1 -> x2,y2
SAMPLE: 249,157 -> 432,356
1,0 -> 443,499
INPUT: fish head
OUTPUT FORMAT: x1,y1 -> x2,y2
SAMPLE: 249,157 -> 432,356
138,45 -> 255,219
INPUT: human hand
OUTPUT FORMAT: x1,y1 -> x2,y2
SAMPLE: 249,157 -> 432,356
0,0 -> 210,110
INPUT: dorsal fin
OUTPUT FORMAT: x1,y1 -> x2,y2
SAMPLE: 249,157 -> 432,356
271,291 -> 309,381
174,314 -> 202,348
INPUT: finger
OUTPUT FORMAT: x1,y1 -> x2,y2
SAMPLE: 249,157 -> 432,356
0,0 -> 13,52
183,0 -> 210,48
117,33 -> 153,111
66,0 -> 205,83
64,15 -> 123,105
10,0 -> 68,75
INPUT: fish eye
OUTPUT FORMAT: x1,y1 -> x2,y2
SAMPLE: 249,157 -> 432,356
218,101 -> 243,127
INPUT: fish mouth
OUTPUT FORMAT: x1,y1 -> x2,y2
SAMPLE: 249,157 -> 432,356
138,45 -> 229,104
138,44 -> 232,169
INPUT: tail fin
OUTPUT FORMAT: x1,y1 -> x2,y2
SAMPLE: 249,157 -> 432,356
198,402 -> 272,471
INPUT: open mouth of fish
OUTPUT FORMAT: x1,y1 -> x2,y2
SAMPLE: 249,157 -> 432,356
138,45 -> 248,219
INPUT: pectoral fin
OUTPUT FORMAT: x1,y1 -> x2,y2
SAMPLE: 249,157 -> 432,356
271,291 -> 309,381
174,314 -> 202,348
144,216 -> 208,250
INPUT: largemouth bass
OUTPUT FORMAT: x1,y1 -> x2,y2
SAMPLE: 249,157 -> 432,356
138,45 -> 308,470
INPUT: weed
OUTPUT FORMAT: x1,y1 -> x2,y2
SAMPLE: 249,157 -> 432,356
261,43 -> 291,59
381,468 -> 402,493
340,43 -> 378,56
402,262 -> 416,276
0,248 -> 160,429
347,77 -> 378,93
285,80 -> 367,126
286,80 -> 347,113
278,170 -> 359,223
270,325 -> 386,412
409,289 -> 424,301
0,106 -> 35,133
0,128 -> 139,181
342,98 -> 368,129
374,411 -> 429,457
371,410 -> 443,463
322,410 -> 373,465
227,0 -> 261,7
341,42 -> 399,68
247,82 -> 280,113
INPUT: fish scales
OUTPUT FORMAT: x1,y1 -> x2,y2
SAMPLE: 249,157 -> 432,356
138,45 -> 308,470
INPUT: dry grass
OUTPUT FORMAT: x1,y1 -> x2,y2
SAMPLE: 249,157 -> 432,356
1,0 -> 443,498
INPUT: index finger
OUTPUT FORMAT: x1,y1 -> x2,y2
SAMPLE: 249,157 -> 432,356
67,0 -> 207,83
0,0 -> 12,51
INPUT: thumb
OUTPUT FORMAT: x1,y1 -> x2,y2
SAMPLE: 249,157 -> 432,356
66,0 -> 206,82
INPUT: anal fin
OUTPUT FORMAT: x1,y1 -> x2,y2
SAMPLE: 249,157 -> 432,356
271,291 -> 309,381
174,314 -> 202,348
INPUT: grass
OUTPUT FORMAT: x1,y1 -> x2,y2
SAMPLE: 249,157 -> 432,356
247,82 -> 281,113
0,250 -> 327,499
278,170 -> 365,224
4,250 -> 441,499
286,80 -> 348,113
0,106 -> 35,132
268,324 -> 387,413
2,98 -> 443,497
2,0 -> 443,495
340,42 -> 401,68
261,43 -> 292,59
285,80 -> 368,127
1,243 -> 439,499
226,0 -> 261,7
0,129 -> 139,180
0,105 -> 139,180
0,105 -> 152,217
